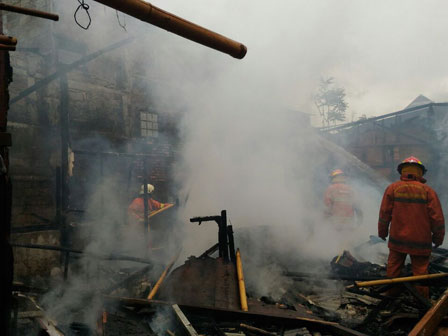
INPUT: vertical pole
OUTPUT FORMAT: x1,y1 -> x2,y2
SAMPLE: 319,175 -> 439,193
227,225 -> 236,264
59,74 -> 69,268
56,166 -> 64,264
142,159 -> 149,250
55,167 -> 61,225
0,10 -> 13,336
220,210 -> 229,262
236,249 -> 248,311
63,251 -> 70,281
99,154 -> 104,217
11,296 -> 17,336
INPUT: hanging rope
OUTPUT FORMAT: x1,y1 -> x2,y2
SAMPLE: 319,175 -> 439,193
74,0 -> 92,30
116,10 -> 127,31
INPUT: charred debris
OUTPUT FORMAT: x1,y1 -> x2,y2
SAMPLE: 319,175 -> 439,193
9,210 -> 448,336
2,2 -> 448,336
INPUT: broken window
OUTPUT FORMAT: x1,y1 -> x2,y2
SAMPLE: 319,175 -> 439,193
140,112 -> 158,137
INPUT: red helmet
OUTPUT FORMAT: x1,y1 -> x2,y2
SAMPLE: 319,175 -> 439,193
330,169 -> 344,178
397,156 -> 427,175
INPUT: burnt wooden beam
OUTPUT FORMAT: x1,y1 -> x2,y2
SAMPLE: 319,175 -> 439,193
10,243 -> 156,265
10,37 -> 134,105
199,243 -> 219,258
103,264 -> 153,294
172,304 -> 200,336
103,296 -> 368,336
409,288 -> 448,336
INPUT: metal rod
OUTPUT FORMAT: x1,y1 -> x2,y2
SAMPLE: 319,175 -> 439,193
93,0 -> 246,59
0,3 -> 59,21
142,159 -> 149,249
353,273 -> 448,288
99,155 -> 104,217
236,248 -> 248,312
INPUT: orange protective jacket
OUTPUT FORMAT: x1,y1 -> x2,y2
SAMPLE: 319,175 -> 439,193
128,197 -> 163,221
324,183 -> 355,218
378,175 -> 445,256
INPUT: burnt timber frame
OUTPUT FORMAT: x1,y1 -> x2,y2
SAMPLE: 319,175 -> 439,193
190,210 -> 236,263
102,296 -> 368,336
0,10 -> 12,336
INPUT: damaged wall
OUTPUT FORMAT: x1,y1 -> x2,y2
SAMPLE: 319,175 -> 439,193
4,0 -> 180,278
320,102 -> 448,201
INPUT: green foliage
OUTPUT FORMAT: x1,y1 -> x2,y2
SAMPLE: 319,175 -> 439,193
314,77 -> 348,126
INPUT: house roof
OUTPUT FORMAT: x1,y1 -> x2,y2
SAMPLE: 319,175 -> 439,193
405,94 -> 433,109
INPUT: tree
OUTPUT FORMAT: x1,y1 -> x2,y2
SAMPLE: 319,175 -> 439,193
314,77 -> 348,127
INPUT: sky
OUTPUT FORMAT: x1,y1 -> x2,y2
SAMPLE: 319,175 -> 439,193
146,0 -> 448,124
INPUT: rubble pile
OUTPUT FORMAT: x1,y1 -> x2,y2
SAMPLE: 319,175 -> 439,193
9,214 -> 448,336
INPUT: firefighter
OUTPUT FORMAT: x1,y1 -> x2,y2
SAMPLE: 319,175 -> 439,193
324,169 -> 362,231
128,184 -> 166,226
378,156 -> 445,298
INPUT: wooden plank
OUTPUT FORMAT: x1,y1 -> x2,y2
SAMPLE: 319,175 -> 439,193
409,289 -> 448,336
149,203 -> 175,218
172,304 -> 200,336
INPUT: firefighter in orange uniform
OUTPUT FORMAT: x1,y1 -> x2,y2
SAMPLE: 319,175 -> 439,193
324,169 -> 362,230
128,184 -> 166,226
378,156 -> 445,298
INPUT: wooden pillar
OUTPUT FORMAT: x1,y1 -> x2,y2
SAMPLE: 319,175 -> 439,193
0,10 -> 13,336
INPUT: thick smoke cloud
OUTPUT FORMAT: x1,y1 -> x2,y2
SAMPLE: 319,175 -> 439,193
35,0 -> 448,319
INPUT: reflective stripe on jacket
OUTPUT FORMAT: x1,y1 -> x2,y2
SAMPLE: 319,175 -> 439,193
324,183 -> 355,218
378,176 -> 445,256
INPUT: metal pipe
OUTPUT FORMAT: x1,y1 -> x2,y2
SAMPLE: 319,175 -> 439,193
0,3 -> 59,21
354,273 -> 448,288
147,250 -> 181,300
0,35 -> 17,45
236,249 -> 248,311
93,0 -> 247,59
